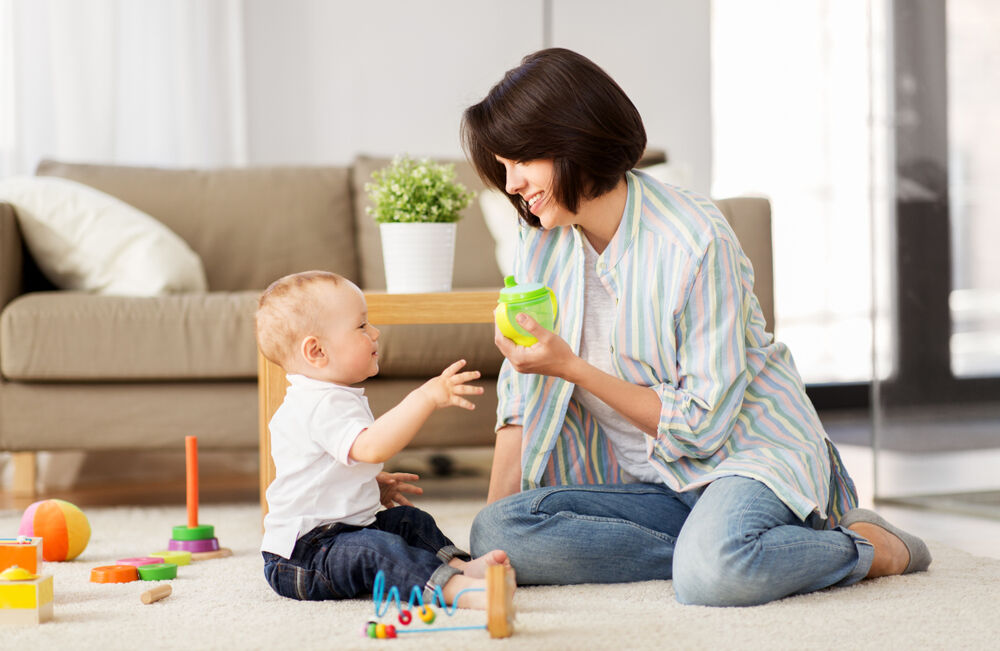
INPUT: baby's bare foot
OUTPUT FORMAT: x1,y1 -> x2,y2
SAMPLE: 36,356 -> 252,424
441,574 -> 488,610
459,549 -> 509,579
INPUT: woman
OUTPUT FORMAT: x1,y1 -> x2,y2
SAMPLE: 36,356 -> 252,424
461,48 -> 930,606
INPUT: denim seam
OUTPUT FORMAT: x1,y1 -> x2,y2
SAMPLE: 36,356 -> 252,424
542,512 -> 679,544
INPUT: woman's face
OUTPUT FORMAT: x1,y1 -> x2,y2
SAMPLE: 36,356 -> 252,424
495,156 -> 574,230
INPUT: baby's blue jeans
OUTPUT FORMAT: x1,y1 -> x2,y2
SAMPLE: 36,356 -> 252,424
470,475 -> 873,606
263,506 -> 467,601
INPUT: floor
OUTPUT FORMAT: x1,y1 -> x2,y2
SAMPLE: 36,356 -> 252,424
2,432 -> 999,562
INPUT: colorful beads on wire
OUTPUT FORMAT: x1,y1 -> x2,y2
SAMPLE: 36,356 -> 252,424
417,605 -> 436,624
364,621 -> 397,639
369,569 -> 486,638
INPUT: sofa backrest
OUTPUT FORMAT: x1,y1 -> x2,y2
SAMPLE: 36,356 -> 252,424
35,160 -> 358,291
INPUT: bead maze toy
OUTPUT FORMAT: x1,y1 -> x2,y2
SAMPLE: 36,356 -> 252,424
0,565 -> 54,626
168,436 -> 226,555
363,564 -> 515,640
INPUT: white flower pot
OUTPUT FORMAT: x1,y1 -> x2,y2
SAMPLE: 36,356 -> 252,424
379,222 -> 457,293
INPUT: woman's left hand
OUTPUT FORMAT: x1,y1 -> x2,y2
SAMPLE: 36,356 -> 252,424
495,313 -> 580,380
376,471 -> 423,508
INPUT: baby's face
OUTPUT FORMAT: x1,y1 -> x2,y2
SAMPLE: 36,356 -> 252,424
311,282 -> 380,385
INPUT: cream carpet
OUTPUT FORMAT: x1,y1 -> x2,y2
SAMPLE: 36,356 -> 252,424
1,500 -> 998,650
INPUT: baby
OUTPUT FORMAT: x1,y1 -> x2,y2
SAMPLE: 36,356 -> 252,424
256,270 -> 510,608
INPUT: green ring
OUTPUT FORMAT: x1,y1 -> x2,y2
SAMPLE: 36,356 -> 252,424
172,524 -> 215,541
137,563 -> 177,581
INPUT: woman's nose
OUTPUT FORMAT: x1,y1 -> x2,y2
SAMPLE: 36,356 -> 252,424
504,165 -> 523,195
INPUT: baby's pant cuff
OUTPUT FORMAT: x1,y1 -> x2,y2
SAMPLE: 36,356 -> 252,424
425,563 -> 463,603
436,544 -> 471,563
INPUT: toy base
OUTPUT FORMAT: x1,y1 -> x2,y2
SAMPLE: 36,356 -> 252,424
167,537 -> 219,553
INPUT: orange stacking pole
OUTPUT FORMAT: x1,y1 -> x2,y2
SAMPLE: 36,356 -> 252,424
186,436 -> 199,529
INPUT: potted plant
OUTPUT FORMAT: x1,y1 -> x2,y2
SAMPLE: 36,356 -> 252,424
366,155 -> 475,293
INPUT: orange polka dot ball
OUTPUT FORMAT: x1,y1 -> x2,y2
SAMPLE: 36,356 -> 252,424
18,498 -> 91,561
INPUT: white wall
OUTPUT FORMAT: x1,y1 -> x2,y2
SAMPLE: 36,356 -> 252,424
243,0 -> 712,193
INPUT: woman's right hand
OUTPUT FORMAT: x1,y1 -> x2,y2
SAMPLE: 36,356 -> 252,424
487,425 -> 522,503
494,314 -> 583,381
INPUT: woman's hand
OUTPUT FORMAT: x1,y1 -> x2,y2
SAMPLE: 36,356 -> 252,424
495,313 -> 581,380
376,471 -> 423,508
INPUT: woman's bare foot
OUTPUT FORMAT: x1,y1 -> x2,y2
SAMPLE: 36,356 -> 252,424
449,549 -> 510,579
848,522 -> 910,577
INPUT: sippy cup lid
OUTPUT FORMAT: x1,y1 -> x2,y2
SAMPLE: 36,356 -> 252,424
497,275 -> 550,303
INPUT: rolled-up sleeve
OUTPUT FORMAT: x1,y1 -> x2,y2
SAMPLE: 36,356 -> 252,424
650,237 -> 750,463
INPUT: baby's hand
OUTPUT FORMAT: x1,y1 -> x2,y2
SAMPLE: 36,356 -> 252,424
376,471 -> 422,508
418,359 -> 484,410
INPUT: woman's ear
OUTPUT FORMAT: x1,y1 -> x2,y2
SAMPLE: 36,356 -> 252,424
300,335 -> 328,368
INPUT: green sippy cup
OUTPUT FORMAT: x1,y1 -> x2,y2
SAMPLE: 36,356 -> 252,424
494,275 -> 558,346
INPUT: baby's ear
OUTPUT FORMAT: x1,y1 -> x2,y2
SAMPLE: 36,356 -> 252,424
300,335 -> 328,368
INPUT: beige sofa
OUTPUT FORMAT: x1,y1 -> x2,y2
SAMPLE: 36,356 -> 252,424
0,156 -> 773,496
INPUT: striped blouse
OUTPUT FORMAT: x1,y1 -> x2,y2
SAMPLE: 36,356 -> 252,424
497,170 -> 858,525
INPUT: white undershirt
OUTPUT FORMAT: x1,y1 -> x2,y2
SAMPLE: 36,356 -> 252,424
574,233 -> 662,484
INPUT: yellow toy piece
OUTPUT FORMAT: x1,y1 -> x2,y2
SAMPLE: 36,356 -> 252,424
0,565 -> 54,626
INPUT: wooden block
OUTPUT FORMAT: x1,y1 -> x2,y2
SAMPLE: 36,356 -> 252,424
0,538 -> 43,574
485,564 -> 515,639
140,584 -> 172,604
0,573 -> 54,626
190,547 -> 232,561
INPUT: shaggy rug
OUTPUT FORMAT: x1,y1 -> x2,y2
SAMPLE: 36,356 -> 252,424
1,500 -> 997,650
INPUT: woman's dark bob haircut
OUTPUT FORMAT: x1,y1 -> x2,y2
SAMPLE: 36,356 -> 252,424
461,48 -> 646,228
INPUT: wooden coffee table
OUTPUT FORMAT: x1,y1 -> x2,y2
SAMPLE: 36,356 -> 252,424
258,290 -> 498,517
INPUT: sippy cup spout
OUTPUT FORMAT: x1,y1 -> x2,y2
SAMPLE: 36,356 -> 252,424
504,275 -> 517,288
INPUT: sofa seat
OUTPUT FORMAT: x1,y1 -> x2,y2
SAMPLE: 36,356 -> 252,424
0,291 -> 504,382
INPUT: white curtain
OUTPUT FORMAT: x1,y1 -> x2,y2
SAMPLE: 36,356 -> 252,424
0,0 -> 246,177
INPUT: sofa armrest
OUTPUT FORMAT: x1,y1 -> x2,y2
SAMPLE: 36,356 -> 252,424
713,197 -> 775,333
0,201 -> 24,310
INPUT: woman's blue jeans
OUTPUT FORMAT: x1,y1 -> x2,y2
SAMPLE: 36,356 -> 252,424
470,476 -> 873,606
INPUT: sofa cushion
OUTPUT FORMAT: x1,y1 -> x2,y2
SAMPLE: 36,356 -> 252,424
0,292 -> 503,382
0,175 -> 208,295
35,160 -> 358,291
0,291 -> 259,381
351,156 -> 504,291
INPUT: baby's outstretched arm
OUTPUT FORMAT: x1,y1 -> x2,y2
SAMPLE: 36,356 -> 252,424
350,360 -> 483,464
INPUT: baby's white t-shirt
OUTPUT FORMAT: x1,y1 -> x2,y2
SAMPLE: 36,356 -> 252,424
261,374 -> 382,558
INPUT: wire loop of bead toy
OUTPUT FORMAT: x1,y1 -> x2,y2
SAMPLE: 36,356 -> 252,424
367,570 -> 487,638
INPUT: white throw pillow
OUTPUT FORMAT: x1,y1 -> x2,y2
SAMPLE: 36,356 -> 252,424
0,175 -> 208,295
479,189 -> 520,278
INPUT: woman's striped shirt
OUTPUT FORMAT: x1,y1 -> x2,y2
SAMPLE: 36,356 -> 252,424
497,170 -> 858,525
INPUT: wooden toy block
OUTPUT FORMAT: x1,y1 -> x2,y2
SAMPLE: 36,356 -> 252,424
486,564 -> 515,639
0,537 -> 43,574
0,568 -> 54,626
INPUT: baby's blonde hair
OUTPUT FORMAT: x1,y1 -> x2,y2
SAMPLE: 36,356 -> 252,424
255,270 -> 345,368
